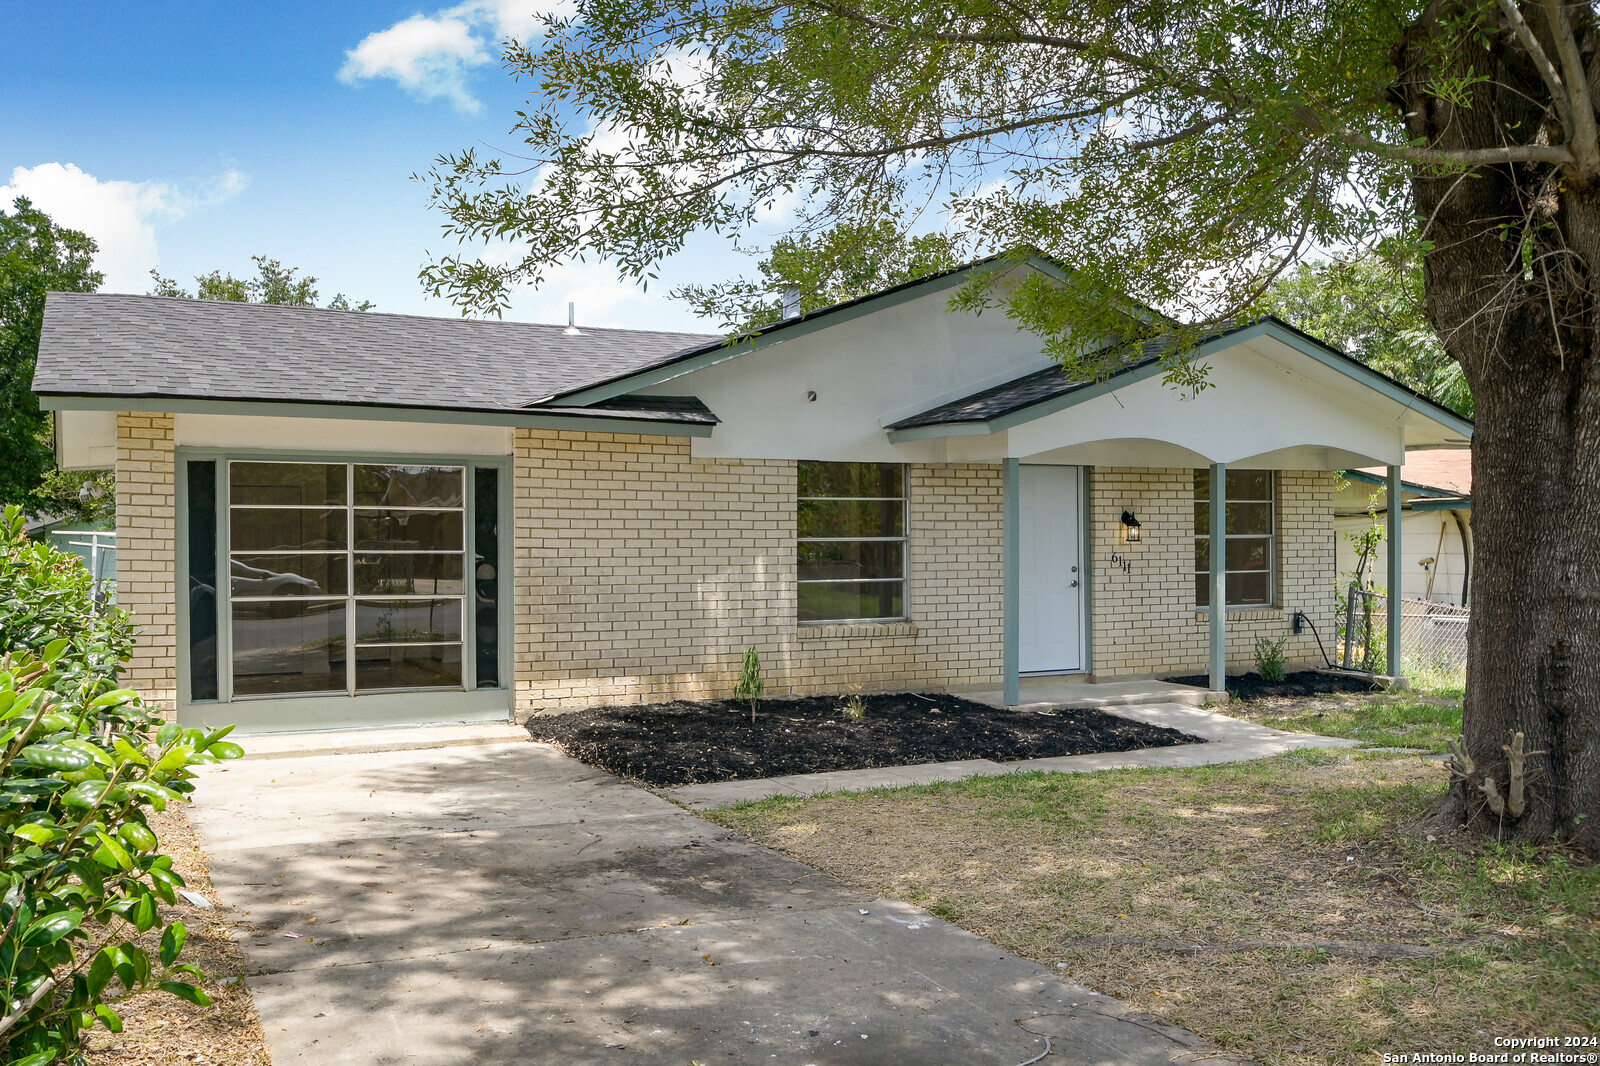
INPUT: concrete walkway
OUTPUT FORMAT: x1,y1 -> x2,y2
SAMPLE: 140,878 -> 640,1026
188,737 -> 1249,1065
664,702 -> 1361,809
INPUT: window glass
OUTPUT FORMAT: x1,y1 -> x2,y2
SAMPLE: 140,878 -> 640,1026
353,553 -> 464,596
226,460 -> 475,699
473,468 -> 500,689
1193,469 -> 1275,608
355,644 -> 463,692
796,461 -> 906,622
354,599 -> 462,644
231,555 -> 348,597
354,465 -> 465,508
229,462 -> 346,507
353,510 -> 463,551
231,600 -> 347,696
187,461 -> 219,701
229,508 -> 347,552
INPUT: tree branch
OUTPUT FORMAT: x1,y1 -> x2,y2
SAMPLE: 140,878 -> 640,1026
1334,126 -> 1575,166
1493,0 -> 1578,134
1541,0 -> 1600,173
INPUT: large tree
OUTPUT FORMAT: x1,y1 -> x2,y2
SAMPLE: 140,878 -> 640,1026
422,0 -> 1600,851
0,199 -> 109,520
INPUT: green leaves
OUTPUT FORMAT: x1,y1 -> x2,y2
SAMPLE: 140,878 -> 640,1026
0,515 -> 231,1058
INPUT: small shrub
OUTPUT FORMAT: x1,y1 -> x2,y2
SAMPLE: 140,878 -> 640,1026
1254,635 -> 1288,682
0,505 -> 242,1064
840,694 -> 867,720
733,646 -> 763,723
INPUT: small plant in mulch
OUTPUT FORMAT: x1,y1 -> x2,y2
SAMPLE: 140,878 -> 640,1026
733,647 -> 763,723
839,694 -> 868,720
1254,636 -> 1289,682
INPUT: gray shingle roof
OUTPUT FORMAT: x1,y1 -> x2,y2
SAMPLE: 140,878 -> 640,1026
34,292 -> 721,417
887,336 -> 1175,429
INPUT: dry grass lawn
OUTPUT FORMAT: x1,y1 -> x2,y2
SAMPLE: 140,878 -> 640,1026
80,805 -> 272,1066
704,750 -> 1600,1066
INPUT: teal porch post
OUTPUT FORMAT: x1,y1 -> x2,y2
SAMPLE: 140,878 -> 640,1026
1209,462 -> 1227,692
1003,458 -> 1021,706
1387,463 -> 1405,678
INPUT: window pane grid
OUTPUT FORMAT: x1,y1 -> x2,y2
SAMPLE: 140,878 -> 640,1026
796,461 -> 907,623
1193,470 -> 1275,608
227,460 -> 469,698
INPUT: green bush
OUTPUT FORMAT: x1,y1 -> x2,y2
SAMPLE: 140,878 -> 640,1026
0,505 -> 242,1065
733,647 -> 763,723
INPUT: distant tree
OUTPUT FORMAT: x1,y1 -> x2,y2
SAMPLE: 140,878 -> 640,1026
150,256 -> 374,310
1264,246 -> 1473,417
676,222 -> 965,329
0,198 -> 112,520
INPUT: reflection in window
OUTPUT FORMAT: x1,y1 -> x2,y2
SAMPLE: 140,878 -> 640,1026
227,462 -> 471,698
1194,469 -> 1275,607
797,462 -> 907,622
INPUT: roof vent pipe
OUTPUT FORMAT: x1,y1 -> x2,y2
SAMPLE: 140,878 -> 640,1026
781,287 -> 802,321
564,301 -> 581,335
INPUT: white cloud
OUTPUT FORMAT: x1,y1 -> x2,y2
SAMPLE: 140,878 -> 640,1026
339,13 -> 489,115
339,1 -> 572,114
0,162 -> 249,293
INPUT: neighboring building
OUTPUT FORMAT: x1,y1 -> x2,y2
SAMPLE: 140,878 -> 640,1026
33,255 -> 1472,733
1336,451 -> 1472,606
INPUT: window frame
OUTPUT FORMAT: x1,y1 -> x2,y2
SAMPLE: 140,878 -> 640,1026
796,461 -> 909,624
225,460 -> 471,699
1193,469 -> 1277,609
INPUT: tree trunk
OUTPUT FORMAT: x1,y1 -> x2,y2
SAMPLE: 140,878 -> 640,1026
1395,7 -> 1600,853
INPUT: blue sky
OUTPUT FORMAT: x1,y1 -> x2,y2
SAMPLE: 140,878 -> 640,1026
0,1 -> 740,329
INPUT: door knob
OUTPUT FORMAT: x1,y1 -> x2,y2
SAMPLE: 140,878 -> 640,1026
1069,579 -> 1080,588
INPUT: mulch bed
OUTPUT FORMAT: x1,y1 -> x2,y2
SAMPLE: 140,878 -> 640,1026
524,693 -> 1205,787
1165,669 -> 1385,702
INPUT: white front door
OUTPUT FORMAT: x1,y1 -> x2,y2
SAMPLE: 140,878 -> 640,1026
1019,465 -> 1083,673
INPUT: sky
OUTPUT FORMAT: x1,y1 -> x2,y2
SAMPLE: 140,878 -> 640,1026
0,1 -> 754,330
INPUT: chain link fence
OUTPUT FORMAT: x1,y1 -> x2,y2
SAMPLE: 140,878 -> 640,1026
1340,587 -> 1468,681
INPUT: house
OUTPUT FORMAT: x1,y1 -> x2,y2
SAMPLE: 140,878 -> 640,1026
1336,451 -> 1472,606
33,256 -> 1473,733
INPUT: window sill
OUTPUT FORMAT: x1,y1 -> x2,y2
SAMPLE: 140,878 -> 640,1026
1194,605 -> 1282,614
796,621 -> 918,640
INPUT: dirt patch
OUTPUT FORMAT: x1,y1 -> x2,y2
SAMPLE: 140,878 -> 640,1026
525,693 -> 1203,786
82,805 -> 271,1066
705,753 -> 1599,1066
1166,669 -> 1385,702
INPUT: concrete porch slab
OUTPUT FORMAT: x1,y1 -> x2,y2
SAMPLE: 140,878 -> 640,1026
236,722 -> 527,760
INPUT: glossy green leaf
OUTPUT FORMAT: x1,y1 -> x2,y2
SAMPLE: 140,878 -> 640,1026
157,980 -> 212,1006
22,909 -> 83,947
92,830 -> 133,872
18,743 -> 93,772
117,821 -> 158,853
160,920 -> 189,966
94,1003 -> 124,1033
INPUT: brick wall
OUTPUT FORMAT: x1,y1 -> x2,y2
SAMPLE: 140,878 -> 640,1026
115,412 -> 178,714
1089,468 -> 1337,679
511,430 -> 1003,715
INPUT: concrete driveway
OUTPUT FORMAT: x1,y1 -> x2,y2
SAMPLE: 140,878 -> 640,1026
189,737 -> 1245,1065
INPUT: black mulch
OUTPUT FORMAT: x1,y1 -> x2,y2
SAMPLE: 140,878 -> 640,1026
525,693 -> 1207,787
1164,670 -> 1386,702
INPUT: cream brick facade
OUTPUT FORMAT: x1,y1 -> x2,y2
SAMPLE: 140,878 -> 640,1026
106,418 -> 1339,718
115,412 -> 178,714
511,430 -> 1003,714
1088,468 -> 1338,679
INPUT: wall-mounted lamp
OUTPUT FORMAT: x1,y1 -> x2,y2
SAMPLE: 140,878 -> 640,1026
1120,510 -> 1143,544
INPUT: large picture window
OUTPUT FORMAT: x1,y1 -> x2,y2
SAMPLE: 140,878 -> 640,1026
797,462 -> 907,623
227,461 -> 471,698
1194,469 -> 1275,607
